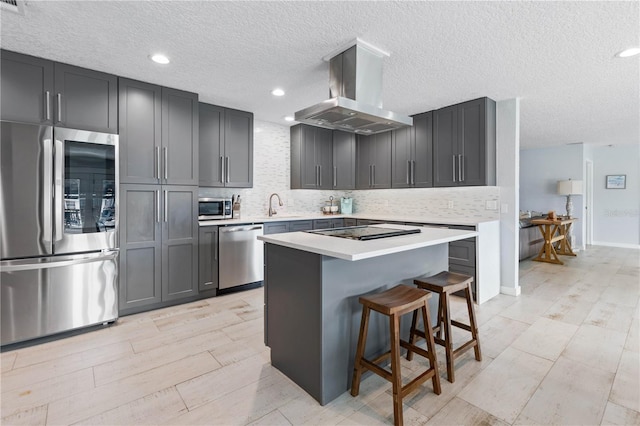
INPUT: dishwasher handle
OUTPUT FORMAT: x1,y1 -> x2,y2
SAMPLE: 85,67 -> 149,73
221,225 -> 263,233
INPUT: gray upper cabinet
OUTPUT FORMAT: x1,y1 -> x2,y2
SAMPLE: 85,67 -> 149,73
119,81 -> 198,185
120,185 -> 198,313
199,103 -> 253,188
433,97 -> 496,187
54,63 -> 118,133
119,78 -> 162,184
392,112 -> 433,188
1,50 -> 54,125
1,50 -> 117,133
162,88 -> 199,185
332,130 -> 356,189
356,132 -> 392,189
290,124 -> 333,189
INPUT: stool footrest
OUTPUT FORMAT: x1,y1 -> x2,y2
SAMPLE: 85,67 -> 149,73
452,339 -> 478,359
401,368 -> 440,398
360,357 -> 393,382
399,339 -> 432,360
451,320 -> 472,332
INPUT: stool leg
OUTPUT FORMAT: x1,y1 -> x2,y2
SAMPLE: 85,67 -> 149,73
406,310 -> 418,361
442,293 -> 455,383
421,304 -> 441,395
435,292 -> 444,340
465,283 -> 482,362
351,306 -> 370,397
389,313 -> 403,426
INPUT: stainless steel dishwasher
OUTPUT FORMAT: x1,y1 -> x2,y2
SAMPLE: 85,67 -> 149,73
218,224 -> 264,290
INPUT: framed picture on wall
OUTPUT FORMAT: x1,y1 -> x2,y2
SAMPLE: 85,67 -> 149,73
605,175 -> 626,189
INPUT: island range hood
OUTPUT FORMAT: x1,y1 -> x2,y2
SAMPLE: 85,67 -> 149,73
294,41 -> 412,135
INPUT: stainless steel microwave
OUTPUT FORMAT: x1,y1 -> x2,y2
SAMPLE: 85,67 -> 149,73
198,198 -> 232,220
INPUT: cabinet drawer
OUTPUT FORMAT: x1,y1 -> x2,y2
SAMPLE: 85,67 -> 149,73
449,240 -> 476,267
290,221 -> 313,232
264,222 -> 289,234
344,218 -> 357,227
448,264 -> 476,301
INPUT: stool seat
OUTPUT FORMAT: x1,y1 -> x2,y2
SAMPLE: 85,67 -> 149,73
408,271 -> 481,383
351,284 -> 441,426
414,270 -> 473,293
359,284 -> 432,316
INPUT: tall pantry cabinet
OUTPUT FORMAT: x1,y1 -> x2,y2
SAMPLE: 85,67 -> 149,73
118,78 -> 199,314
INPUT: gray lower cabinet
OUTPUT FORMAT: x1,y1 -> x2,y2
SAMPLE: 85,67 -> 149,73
447,225 -> 477,300
356,132 -> 392,189
434,97 -> 496,187
199,226 -> 219,292
119,79 -> 199,185
291,124 -> 333,189
199,103 -> 253,188
290,221 -> 314,232
344,218 -> 358,227
264,222 -> 290,234
313,218 -> 344,229
119,184 -> 198,313
332,131 -> 356,189
392,111 -> 433,188
1,50 -> 117,133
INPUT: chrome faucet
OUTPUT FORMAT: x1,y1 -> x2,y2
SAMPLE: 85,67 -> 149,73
268,193 -> 283,217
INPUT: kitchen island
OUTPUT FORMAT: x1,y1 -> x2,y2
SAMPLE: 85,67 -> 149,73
258,224 -> 478,405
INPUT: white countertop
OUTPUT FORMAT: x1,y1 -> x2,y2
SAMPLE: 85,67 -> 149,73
258,224 -> 478,261
199,213 -> 497,227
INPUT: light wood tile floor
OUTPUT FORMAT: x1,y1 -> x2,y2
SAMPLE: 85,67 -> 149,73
1,245 -> 638,425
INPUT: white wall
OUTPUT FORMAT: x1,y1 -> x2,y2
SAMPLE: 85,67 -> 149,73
520,144 -> 585,248
590,144 -> 640,248
497,99 -> 520,296
201,119 -> 501,220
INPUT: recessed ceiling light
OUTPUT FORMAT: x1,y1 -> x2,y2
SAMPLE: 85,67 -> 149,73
616,47 -> 640,58
284,116 -> 294,122
271,88 -> 285,97
150,54 -> 170,64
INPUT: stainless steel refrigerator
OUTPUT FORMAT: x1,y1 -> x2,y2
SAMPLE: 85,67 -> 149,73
1,122 -> 119,346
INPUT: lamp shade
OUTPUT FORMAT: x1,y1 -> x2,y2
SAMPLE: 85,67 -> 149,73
557,180 -> 583,195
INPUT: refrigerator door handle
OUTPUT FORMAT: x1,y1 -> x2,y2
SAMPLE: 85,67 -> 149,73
42,137 -> 53,245
53,138 -> 64,242
0,250 -> 119,272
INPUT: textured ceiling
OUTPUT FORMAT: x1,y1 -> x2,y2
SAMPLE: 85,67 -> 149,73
1,1 -> 638,149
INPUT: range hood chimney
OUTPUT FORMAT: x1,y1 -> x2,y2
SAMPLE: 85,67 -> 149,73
294,40 -> 412,134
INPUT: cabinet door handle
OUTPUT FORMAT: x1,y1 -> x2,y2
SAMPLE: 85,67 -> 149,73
156,190 -> 161,223
155,147 -> 161,180
164,190 -> 168,222
214,231 -> 218,261
56,93 -> 62,123
319,165 -> 322,187
45,91 -> 51,121
220,156 -> 224,183
369,164 -> 372,187
333,166 -> 337,187
411,160 -> 416,185
458,154 -> 463,182
407,160 -> 410,184
452,155 -> 456,182
163,147 -> 168,180
225,156 -> 230,183
372,164 -> 375,186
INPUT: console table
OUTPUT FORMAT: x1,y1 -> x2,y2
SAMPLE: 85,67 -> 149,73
531,217 -> 578,265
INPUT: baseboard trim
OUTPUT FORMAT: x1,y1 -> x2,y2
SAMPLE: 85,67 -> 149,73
500,286 -> 521,296
591,242 -> 640,250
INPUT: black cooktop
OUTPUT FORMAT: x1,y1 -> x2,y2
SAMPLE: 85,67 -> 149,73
306,225 -> 421,241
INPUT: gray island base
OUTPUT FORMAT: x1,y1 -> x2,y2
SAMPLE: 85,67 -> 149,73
264,239 -> 455,405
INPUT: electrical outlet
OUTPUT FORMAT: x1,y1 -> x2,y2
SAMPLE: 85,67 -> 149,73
447,200 -> 454,209
485,200 -> 498,210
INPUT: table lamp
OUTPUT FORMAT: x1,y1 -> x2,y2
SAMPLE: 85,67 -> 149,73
557,179 -> 583,218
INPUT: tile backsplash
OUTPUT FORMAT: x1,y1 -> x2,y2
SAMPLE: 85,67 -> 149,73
199,120 -> 500,220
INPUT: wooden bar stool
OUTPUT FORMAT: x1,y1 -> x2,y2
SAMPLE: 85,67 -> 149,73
407,271 -> 481,383
351,284 -> 441,426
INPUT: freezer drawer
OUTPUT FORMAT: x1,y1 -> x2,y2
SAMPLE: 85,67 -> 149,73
1,251 -> 119,346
